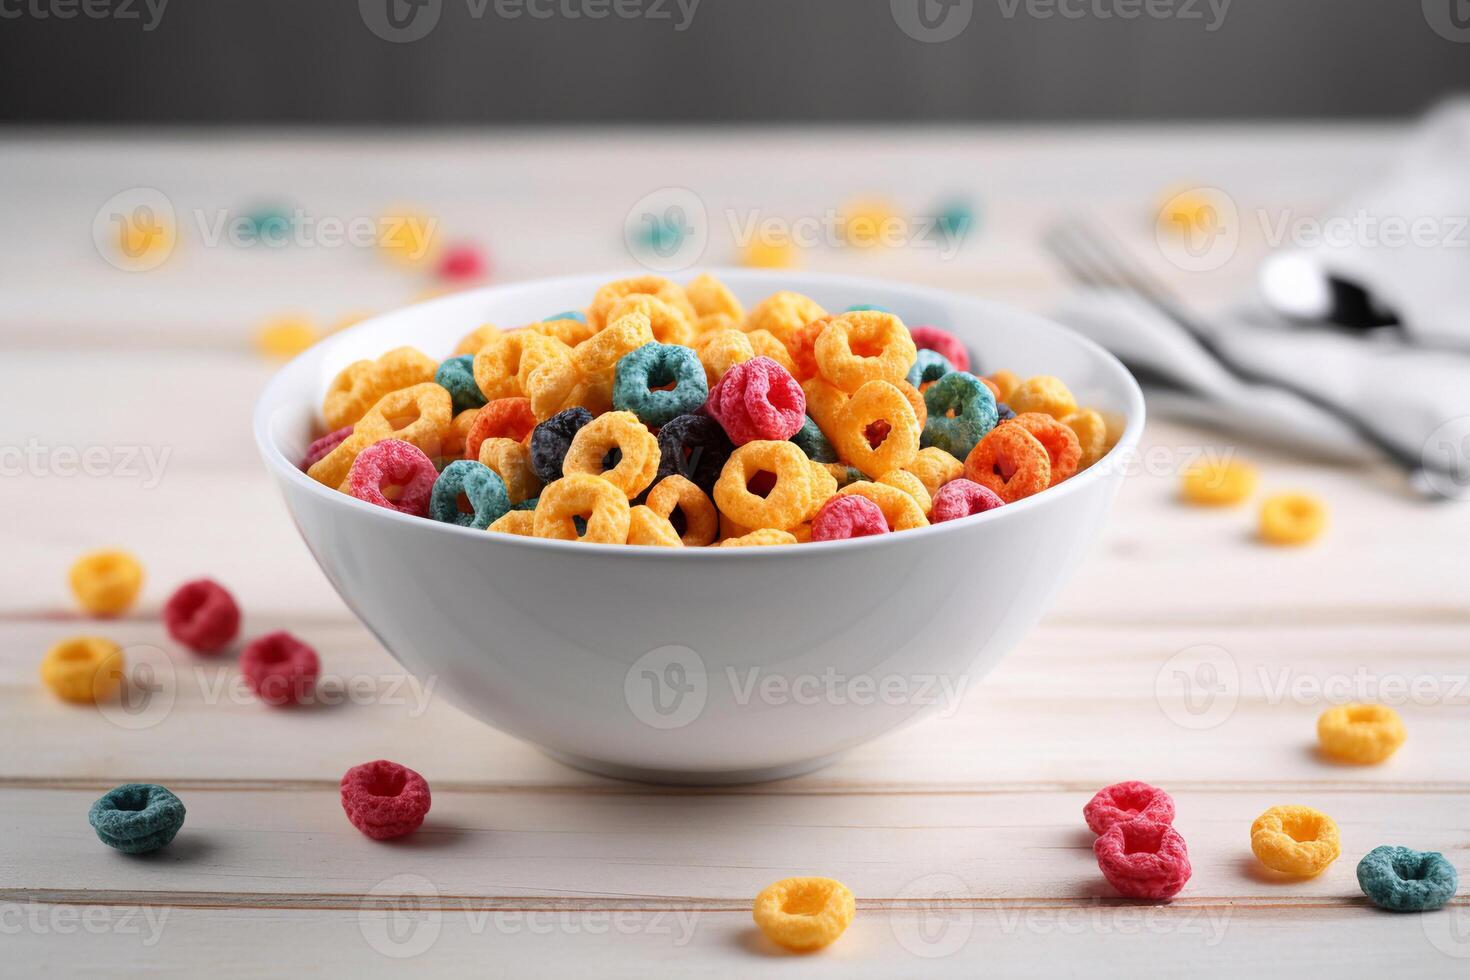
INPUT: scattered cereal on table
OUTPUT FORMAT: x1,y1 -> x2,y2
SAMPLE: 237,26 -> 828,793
1093,819 -> 1192,900
88,783 -> 186,854
41,636 -> 125,703
69,550 -> 144,617
240,631 -> 321,707
1316,703 -> 1406,764
751,877 -> 855,951
1083,781 -> 1176,835
1181,459 -> 1257,506
1259,492 -> 1327,545
1356,846 -> 1459,912
162,579 -> 241,655
255,314 -> 320,360
340,760 -> 432,840
1250,805 -> 1340,876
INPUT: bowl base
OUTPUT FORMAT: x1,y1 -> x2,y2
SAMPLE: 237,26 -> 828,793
540,748 -> 846,786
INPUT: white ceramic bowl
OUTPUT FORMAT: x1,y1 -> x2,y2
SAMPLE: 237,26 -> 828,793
254,270 -> 1144,784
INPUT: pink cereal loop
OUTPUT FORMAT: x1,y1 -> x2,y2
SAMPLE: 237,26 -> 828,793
347,439 -> 438,517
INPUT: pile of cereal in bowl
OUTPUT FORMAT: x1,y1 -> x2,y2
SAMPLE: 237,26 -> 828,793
301,274 -> 1118,546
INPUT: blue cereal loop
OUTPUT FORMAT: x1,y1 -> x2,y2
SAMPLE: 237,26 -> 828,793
544,310 -> 585,323
612,342 -> 708,428
88,783 -> 186,854
906,349 -> 954,389
1357,846 -> 1459,912
844,304 -> 890,314
921,371 -> 997,460
430,459 -> 510,529
435,354 -> 488,412
790,415 -> 838,463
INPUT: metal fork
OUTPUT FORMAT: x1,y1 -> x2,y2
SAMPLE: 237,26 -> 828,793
1042,218 -> 1449,493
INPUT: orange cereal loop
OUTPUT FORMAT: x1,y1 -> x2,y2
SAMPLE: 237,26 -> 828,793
453,323 -> 500,356
646,475 -> 719,547
626,505 -> 684,547
790,522 -> 813,543
719,511 -> 752,541
563,375 -> 614,417
473,331 -> 537,402
964,424 -> 1051,502
802,377 -> 849,436
1260,493 -> 1326,546
904,446 -> 963,498
752,877 -> 855,952
561,411 -> 661,499
805,459 -> 839,521
1008,375 -> 1078,419
896,379 -> 928,429
986,369 -> 1020,403
747,329 -> 798,376
478,437 -> 544,504
684,273 -> 745,322
695,329 -> 755,385
785,316 -> 833,382
587,276 -> 696,330
713,441 -> 814,532
608,293 -> 695,347
838,481 -> 928,531
574,311 -> 656,379
530,316 -> 597,347
1316,704 -> 1406,764
813,311 -> 918,394
465,397 -> 536,459
979,377 -> 1001,401
878,468 -> 932,515
694,311 -> 739,337
533,474 -> 631,544
322,346 -> 438,430
744,291 -> 827,347
488,510 -> 536,536
1250,805 -> 1341,876
1009,412 -> 1082,486
720,529 -> 799,548
40,636 -> 125,703
831,380 -> 921,477
1063,409 -> 1109,469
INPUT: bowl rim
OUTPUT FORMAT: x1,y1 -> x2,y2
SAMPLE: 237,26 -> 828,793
253,268 -> 1146,558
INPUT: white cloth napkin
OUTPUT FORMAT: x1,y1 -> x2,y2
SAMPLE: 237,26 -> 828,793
1052,102 -> 1470,492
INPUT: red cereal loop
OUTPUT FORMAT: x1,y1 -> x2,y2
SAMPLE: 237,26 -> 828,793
704,356 -> 806,445
465,397 -> 537,459
240,631 -> 320,707
1093,819 -> 1192,900
1083,781 -> 1176,835
301,425 -> 353,470
163,579 -> 241,655
347,440 -> 438,517
908,325 -> 970,372
810,494 -> 889,541
339,760 -> 432,840
930,479 -> 1005,523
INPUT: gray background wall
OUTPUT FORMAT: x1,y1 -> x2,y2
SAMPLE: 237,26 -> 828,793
1,0 -> 1467,123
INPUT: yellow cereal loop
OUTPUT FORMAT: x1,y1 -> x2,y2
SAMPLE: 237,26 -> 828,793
1181,459 -> 1257,506
744,291 -> 827,347
694,311 -> 739,337
488,510 -> 535,536
607,293 -> 695,347
454,323 -> 501,356
1063,409 -> 1109,469
473,331 -> 537,402
695,329 -> 756,385
530,317 -> 597,347
986,369 -> 1020,403
312,382 -> 452,489
322,346 -> 439,431
41,636 -> 125,704
896,379 -> 928,429
561,411 -> 660,499
741,239 -> 799,269
719,512 -> 752,541
515,332 -> 580,420
805,460 -> 839,521
752,877 -> 855,951
790,522 -> 813,543
713,441 -> 813,531
720,529 -> 799,548
904,446 -> 963,498
1250,805 -> 1341,876
69,550 -> 144,617
814,312 -> 918,394
587,276 -> 696,331
684,273 -> 745,323
802,378 -> 850,437
254,314 -> 319,360
646,475 -> 719,547
838,482 -> 928,531
878,468 -> 932,515
1317,704 -> 1406,764
746,329 -> 798,376
377,209 -> 439,266
478,437 -> 544,504
533,474 -> 631,543
574,311 -> 656,380
627,505 -> 684,547
842,198 -> 897,249
1007,375 -> 1078,419
831,380 -> 921,476
1259,492 -> 1326,545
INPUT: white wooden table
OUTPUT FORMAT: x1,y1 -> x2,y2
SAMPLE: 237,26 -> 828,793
3,128 -> 1468,977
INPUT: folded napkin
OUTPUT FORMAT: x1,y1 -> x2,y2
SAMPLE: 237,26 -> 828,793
1052,101 -> 1470,494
